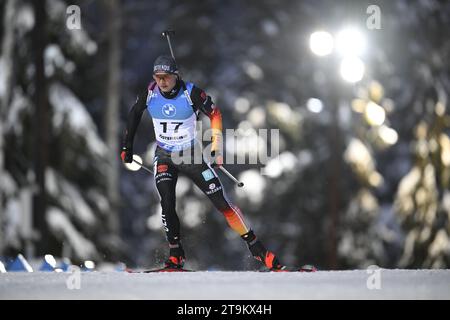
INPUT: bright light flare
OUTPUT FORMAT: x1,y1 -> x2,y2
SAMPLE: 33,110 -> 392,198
378,125 -> 399,145
340,56 -> 365,83
336,28 -> 367,56
84,260 -> 95,270
309,31 -> 334,56
307,98 -> 323,113
365,101 -> 386,126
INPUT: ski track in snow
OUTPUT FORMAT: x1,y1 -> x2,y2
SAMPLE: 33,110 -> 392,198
1,270 -> 449,300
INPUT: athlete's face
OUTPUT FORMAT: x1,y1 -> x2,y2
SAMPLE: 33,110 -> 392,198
153,73 -> 177,92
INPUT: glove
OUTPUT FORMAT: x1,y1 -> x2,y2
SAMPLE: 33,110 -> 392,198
121,146 -> 133,163
210,150 -> 223,168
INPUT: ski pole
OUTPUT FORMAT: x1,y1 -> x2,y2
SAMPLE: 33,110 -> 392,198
133,158 -> 154,174
161,29 -> 176,62
218,166 -> 244,188
161,29 -> 194,106
133,157 -> 243,187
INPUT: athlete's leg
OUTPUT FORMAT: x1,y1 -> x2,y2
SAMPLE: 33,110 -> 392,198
180,160 -> 250,236
153,151 -> 185,265
179,158 -> 283,269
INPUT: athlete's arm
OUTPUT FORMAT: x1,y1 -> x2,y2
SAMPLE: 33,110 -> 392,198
191,86 -> 223,163
122,86 -> 149,150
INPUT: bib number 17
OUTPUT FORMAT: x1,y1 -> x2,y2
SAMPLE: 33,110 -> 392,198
160,122 -> 183,133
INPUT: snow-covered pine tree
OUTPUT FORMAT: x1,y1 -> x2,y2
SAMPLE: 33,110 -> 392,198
338,81 -> 398,268
1,0 -> 125,264
394,89 -> 450,268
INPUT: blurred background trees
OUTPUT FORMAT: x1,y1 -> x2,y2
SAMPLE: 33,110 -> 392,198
0,0 -> 449,270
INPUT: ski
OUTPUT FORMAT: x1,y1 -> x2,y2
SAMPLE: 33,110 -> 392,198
260,265 -> 318,272
126,265 -> 317,273
284,265 -> 317,272
126,267 -> 194,273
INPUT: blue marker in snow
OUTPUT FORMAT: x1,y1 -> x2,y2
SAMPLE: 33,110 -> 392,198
39,254 -> 57,272
7,254 -> 33,272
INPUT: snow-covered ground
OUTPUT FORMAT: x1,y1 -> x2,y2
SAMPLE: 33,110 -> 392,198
1,270 -> 449,300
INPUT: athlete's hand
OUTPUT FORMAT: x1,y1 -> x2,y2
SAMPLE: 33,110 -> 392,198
211,150 -> 223,168
121,146 -> 133,163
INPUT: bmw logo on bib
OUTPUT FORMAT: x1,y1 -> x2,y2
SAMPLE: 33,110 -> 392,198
162,104 -> 176,117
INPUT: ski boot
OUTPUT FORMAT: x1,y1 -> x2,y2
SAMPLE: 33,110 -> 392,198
242,230 -> 317,272
241,230 -> 284,270
162,245 -> 186,271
